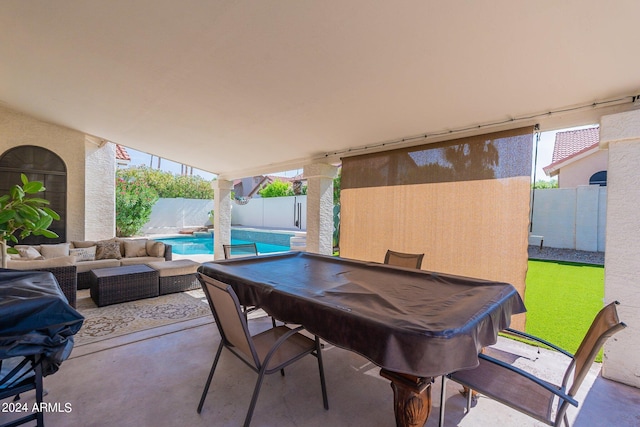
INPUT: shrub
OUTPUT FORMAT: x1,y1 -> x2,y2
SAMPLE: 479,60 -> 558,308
259,180 -> 294,198
115,176 -> 159,237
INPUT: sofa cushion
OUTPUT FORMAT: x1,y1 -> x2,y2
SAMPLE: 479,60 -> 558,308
146,240 -> 166,258
40,243 -> 70,259
7,255 -> 77,270
74,258 -> 121,273
124,239 -> 148,257
95,241 -> 122,260
70,245 -> 97,262
147,259 -> 200,277
119,256 -> 166,266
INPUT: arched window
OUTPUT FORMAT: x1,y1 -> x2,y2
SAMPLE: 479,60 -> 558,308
589,170 -> 607,187
0,146 -> 67,244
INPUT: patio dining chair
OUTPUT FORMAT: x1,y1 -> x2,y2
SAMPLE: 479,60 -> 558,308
384,249 -> 424,269
223,243 -> 258,259
439,301 -> 626,427
196,273 -> 329,427
221,242 -> 276,325
0,355 -> 44,427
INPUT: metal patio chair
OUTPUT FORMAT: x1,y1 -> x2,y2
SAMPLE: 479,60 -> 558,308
196,273 -> 329,427
221,242 -> 276,325
223,243 -> 258,259
384,249 -> 424,269
0,355 -> 44,427
439,301 -> 626,427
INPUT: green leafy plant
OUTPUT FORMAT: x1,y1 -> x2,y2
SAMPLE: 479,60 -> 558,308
258,180 -> 294,198
115,176 -> 159,237
0,174 -> 60,266
531,179 -> 558,189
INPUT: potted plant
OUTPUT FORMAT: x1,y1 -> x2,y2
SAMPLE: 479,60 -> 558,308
0,174 -> 60,268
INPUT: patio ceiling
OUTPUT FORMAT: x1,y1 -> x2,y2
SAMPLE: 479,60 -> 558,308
1,1 -> 639,179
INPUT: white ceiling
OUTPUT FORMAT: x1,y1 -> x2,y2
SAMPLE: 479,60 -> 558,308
1,1 -> 639,179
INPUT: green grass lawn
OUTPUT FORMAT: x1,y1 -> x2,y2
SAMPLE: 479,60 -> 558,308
524,259 -> 605,360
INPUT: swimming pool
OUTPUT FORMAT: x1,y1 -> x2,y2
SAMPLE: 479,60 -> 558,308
154,235 -> 290,255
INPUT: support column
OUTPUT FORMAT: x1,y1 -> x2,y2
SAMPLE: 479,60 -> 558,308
212,179 -> 233,261
303,163 -> 338,255
599,109 -> 640,388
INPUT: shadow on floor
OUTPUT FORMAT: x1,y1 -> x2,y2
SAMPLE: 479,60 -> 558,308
4,316 -> 639,427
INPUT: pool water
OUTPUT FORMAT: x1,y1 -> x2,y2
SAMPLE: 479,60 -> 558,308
154,235 -> 290,256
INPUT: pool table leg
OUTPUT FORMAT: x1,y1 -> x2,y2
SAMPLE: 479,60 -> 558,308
380,369 -> 432,427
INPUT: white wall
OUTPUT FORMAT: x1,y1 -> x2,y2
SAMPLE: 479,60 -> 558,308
232,195 -> 307,230
530,186 -> 606,251
142,198 -> 213,235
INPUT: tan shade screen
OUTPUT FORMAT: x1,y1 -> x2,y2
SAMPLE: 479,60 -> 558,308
340,127 -> 534,329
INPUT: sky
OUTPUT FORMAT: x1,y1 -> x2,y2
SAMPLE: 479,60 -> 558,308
123,123 -> 599,182
126,149 -> 217,180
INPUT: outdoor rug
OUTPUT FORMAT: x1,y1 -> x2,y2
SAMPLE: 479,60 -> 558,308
74,289 -> 212,346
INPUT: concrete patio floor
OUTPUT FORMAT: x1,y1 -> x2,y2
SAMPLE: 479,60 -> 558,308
6,315 -> 640,427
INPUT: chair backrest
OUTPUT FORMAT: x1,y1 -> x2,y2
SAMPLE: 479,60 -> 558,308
384,250 -> 424,269
566,301 -> 626,397
198,274 -> 260,368
223,243 -> 258,259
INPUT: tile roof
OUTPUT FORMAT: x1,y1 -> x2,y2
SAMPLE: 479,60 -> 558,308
543,127 -> 600,175
550,127 -> 599,163
115,144 -> 131,161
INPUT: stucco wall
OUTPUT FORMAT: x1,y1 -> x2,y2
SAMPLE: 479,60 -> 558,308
0,105 -> 115,242
84,141 -> 116,240
558,149 -> 607,188
600,109 -> 640,388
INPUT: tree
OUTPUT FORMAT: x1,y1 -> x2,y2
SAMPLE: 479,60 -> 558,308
117,166 -> 215,199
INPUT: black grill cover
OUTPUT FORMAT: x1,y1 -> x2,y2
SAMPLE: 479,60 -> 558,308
0,270 -> 84,376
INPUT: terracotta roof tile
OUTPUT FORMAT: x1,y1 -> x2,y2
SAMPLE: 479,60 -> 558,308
115,144 -> 131,161
550,127 -> 599,163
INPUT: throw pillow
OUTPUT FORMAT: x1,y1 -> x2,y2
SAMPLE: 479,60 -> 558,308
71,240 -> 97,249
114,238 -> 126,258
124,240 -> 148,258
95,241 -> 122,260
40,243 -> 70,259
69,245 -> 97,262
146,240 -> 165,258
17,246 -> 42,259
11,255 -> 45,261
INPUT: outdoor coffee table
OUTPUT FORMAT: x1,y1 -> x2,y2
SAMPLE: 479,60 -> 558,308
90,264 -> 159,307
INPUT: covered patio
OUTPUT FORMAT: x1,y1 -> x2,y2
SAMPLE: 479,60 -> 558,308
4,315 -> 639,427
2,1 -> 640,426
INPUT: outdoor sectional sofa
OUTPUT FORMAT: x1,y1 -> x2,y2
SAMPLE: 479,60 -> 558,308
7,238 -> 172,307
